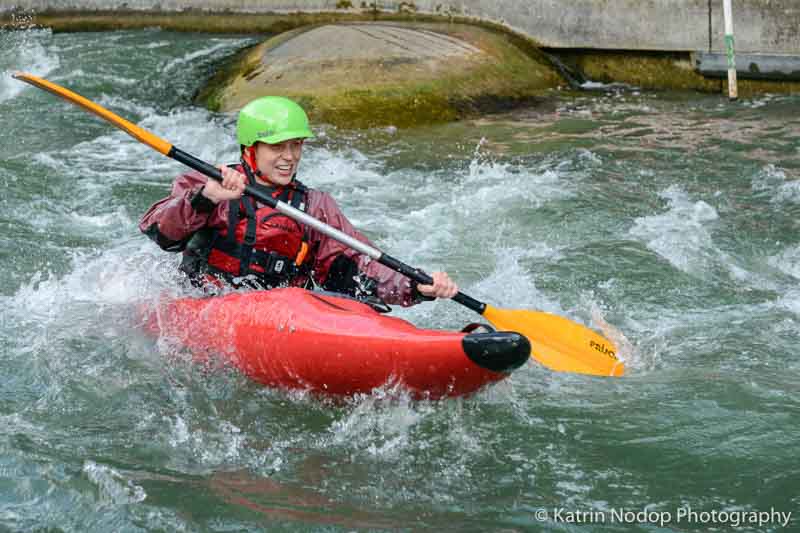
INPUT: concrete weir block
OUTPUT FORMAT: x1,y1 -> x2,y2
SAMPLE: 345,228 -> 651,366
195,22 -> 563,128
695,52 -> 800,81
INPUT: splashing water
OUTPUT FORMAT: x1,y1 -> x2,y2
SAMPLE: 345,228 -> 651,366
0,28 -> 799,532
0,24 -> 59,103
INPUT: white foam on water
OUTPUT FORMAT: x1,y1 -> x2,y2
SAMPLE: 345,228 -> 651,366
768,244 -> 800,280
167,414 -> 191,447
33,102 -> 234,198
575,147 -> 603,166
751,164 -> 800,203
580,80 -> 636,91
10,201 -> 134,240
141,40 -> 172,49
393,160 -> 572,267
198,421 -> 246,465
83,461 -> 147,504
140,107 -> 236,164
322,390 -> 487,500
301,145 -> 386,203
580,81 -> 611,90
394,234 -> 566,331
161,40 -> 251,73
742,94 -> 777,109
619,297 -> 777,374
629,186 -> 720,275
329,388 -> 430,458
68,208 -> 131,228
626,186 -> 774,291
50,68 -> 138,87
0,27 -> 60,103
752,163 -> 787,190
369,149 -> 574,331
462,160 -> 571,207
95,93 -> 160,117
467,246 -> 562,315
589,301 -> 635,366
777,288 -> 800,316
7,241 -> 176,329
306,145 -> 572,222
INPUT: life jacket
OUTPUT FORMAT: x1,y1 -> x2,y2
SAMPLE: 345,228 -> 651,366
180,164 -> 311,290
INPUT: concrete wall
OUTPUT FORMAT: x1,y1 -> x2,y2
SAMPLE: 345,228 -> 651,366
2,0 -> 798,54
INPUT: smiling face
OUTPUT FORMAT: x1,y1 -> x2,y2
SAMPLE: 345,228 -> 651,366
254,139 -> 304,186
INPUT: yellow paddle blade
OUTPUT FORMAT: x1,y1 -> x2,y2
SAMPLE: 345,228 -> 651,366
482,304 -> 624,377
12,72 -> 173,156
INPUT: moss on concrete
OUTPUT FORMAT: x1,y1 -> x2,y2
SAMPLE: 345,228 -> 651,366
557,50 -> 719,91
555,50 -> 800,96
722,78 -> 800,97
1,10 -> 365,33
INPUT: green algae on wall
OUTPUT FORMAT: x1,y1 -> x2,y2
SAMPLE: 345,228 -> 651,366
556,50 -> 800,96
559,51 -> 721,91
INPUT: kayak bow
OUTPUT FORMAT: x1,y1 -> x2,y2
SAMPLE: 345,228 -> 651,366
143,288 -> 530,398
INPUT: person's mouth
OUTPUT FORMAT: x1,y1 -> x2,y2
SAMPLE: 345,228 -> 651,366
275,164 -> 293,176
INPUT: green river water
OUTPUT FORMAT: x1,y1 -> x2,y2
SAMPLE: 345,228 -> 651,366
0,28 -> 798,532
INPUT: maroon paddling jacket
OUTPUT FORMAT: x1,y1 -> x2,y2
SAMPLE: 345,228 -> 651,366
139,170 -> 424,306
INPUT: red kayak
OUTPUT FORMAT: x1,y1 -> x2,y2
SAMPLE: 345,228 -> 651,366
142,287 -> 529,399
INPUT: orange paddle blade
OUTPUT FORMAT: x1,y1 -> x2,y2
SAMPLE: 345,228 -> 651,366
12,72 -> 173,156
482,305 -> 624,377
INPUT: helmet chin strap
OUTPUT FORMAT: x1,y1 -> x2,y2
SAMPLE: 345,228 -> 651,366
241,145 -> 263,180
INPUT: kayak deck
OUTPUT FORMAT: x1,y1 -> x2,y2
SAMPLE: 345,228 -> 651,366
142,288 -> 529,398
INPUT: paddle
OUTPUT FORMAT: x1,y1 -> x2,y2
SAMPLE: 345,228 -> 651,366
13,71 -> 624,377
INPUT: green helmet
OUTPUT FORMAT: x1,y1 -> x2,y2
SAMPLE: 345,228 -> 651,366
236,96 -> 314,147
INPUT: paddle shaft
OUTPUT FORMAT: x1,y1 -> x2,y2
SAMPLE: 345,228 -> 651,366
170,147 -> 487,313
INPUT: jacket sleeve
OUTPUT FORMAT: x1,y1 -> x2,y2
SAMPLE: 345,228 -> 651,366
138,171 -> 223,251
305,190 -> 427,307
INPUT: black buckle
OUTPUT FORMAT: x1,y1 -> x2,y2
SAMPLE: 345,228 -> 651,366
263,251 -> 293,276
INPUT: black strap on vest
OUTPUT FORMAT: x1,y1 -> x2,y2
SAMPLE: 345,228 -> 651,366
221,164 -> 309,279
181,163 -> 311,289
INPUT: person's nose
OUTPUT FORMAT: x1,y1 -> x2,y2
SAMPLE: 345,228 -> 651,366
279,144 -> 296,160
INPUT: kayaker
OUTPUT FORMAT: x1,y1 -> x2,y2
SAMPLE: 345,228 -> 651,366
139,96 -> 458,306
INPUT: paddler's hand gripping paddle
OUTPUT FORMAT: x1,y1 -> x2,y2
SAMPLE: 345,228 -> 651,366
13,72 -> 624,377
